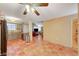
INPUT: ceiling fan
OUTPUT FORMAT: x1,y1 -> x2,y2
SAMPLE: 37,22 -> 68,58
19,3 -> 48,16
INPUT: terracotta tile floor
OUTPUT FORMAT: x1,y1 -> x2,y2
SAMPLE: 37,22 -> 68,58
7,35 -> 78,56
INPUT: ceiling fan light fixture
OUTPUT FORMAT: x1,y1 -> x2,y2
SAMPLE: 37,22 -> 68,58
25,5 -> 30,12
31,8 -> 40,16
23,9 -> 27,15
31,8 -> 35,13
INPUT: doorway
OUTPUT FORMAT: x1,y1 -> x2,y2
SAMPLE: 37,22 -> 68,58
32,22 -> 43,42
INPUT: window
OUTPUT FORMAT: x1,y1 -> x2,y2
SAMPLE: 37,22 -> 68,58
7,23 -> 16,30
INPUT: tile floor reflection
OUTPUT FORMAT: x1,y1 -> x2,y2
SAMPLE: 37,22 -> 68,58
7,35 -> 77,56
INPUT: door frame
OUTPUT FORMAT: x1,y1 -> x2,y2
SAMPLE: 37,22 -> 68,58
72,19 -> 78,50
0,20 -> 7,56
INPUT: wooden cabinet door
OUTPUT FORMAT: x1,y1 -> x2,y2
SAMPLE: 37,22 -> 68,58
0,20 -> 7,56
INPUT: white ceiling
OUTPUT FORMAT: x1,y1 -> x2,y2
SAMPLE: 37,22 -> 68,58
0,3 -> 78,23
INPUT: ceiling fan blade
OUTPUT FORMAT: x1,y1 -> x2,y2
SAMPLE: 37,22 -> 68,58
31,8 -> 40,16
34,9 -> 40,16
23,9 -> 27,15
19,3 -> 48,6
32,3 -> 48,7
38,3 -> 48,6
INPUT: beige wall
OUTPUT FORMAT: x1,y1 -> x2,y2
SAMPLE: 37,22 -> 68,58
43,14 -> 77,47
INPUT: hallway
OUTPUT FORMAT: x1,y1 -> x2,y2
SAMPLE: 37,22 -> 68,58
0,3 -> 78,56
7,35 -> 77,56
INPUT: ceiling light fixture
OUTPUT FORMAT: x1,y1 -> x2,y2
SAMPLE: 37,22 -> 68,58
31,8 -> 35,13
5,16 -> 21,22
25,5 -> 30,12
